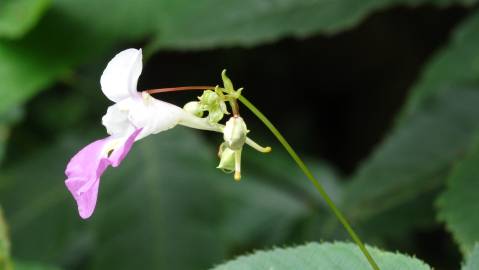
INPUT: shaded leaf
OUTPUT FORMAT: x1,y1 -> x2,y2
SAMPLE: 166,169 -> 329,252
211,242 -> 431,270
154,0 -> 478,49
438,135 -> 479,253
0,0 -> 51,39
343,88 -> 479,221
399,10 -> 479,119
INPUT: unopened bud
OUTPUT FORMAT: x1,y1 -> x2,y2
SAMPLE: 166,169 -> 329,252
223,116 -> 248,150
183,101 -> 203,117
199,90 -> 219,106
217,147 -> 235,173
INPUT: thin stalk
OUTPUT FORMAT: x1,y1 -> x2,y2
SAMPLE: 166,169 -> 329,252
146,86 -> 214,94
238,95 -> 380,270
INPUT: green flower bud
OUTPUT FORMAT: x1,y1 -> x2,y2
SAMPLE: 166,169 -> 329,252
183,101 -> 204,117
223,116 -> 248,150
199,90 -> 219,106
217,146 -> 235,173
197,89 -> 229,123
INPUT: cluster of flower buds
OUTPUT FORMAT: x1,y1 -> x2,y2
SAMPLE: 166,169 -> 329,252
183,70 -> 270,181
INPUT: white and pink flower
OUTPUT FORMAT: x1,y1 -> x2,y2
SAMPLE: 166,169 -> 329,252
65,49 -> 218,219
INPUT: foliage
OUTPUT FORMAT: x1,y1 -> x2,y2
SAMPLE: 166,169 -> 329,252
212,242 -> 431,270
438,137 -> 479,254
0,0 -> 50,39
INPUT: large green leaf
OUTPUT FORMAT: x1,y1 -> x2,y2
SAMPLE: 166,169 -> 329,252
0,0 -> 51,39
154,0 -> 477,50
0,0 -> 162,116
211,242 -> 431,270
438,136 -> 479,253
400,10 -> 479,119
342,88 -> 479,221
463,244 -> 479,270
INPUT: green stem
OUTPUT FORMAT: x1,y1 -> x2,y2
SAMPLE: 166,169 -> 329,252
238,95 -> 380,270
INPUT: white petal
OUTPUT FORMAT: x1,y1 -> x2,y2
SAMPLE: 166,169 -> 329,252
100,48 -> 142,102
128,93 -> 185,139
102,101 -> 136,136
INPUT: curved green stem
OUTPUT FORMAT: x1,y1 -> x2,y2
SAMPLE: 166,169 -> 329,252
238,95 -> 380,270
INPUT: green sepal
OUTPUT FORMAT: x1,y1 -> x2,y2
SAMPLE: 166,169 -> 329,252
217,144 -> 235,173
208,109 -> 224,124
221,69 -> 234,94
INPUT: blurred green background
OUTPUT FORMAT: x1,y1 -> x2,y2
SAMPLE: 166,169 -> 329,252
1,0 -> 479,269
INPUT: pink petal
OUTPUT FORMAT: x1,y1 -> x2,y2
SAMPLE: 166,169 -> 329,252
65,129 -> 141,219
109,128 -> 140,167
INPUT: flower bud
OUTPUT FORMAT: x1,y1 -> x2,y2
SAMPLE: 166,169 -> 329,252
199,90 -> 219,106
217,146 -> 235,173
223,116 -> 248,150
183,101 -> 203,117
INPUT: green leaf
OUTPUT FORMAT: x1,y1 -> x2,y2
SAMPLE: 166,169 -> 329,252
399,10 -> 479,119
355,189 -> 439,246
0,0 -> 161,116
342,88 -> 479,221
438,136 -> 479,253
0,0 -> 51,39
153,0 -> 477,49
462,244 -> 479,270
211,242 -> 431,270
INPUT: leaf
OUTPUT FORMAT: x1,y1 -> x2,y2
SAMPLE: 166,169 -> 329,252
0,0 -> 162,116
211,242 -> 431,270
0,0 -> 51,39
355,189 -> 440,245
399,10 -> 479,119
438,136 -> 479,253
153,0 -> 478,49
462,244 -> 479,270
342,88 -> 479,221
0,11 -> 112,116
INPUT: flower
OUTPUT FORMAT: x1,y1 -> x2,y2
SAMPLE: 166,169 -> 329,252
65,48 -> 219,219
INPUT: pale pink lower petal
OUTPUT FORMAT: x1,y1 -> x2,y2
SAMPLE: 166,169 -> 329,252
109,128 -> 141,167
65,129 -> 141,219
